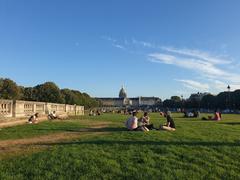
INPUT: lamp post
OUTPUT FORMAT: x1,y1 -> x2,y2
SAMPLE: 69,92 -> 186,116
227,85 -> 231,111
181,95 -> 183,112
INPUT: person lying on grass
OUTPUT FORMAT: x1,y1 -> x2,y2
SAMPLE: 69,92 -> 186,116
202,110 -> 221,121
159,111 -> 176,131
125,111 -> 149,131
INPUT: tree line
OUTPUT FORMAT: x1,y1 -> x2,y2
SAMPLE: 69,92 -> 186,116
162,91 -> 240,110
0,78 -> 101,109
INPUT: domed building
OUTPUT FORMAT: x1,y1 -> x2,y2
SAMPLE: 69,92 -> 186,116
96,86 -> 161,108
119,86 -> 127,98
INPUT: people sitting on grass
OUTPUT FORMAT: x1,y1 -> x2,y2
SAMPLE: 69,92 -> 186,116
89,110 -> 96,116
139,112 -> 155,130
96,110 -> 101,116
48,111 -> 58,120
202,110 -> 221,121
125,111 -> 149,131
28,113 -> 39,124
159,110 -> 176,131
183,110 -> 200,118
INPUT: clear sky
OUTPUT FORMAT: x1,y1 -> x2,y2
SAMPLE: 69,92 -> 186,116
1,0 -> 240,100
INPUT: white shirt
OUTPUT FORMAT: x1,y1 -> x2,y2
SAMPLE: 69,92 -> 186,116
125,116 -> 138,130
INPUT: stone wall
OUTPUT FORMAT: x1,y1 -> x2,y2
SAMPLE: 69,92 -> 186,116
0,99 -> 84,118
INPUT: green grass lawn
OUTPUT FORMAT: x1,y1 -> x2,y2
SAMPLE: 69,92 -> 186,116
0,113 -> 240,179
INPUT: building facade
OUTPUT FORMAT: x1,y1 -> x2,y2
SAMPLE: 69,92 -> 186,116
96,87 -> 161,107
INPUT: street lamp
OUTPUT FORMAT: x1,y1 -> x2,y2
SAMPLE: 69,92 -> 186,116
227,85 -> 231,92
181,95 -> 184,112
227,85 -> 231,110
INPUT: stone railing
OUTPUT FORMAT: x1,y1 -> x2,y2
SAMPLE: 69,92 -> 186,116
0,99 -> 84,118
0,99 -> 13,118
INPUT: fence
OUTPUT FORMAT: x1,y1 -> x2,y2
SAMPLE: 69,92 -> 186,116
0,99 -> 84,118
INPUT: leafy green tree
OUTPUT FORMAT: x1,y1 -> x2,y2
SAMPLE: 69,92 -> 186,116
61,89 -> 78,105
171,96 -> 181,102
216,92 -> 228,109
23,87 -> 39,101
232,90 -> 240,109
34,82 -> 65,103
0,78 -> 20,100
163,99 -> 175,108
18,86 -> 25,100
200,94 -> 216,109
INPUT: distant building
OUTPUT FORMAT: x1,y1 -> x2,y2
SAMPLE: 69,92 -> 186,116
96,86 -> 161,107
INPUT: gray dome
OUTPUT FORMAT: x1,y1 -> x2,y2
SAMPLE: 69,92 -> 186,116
119,87 -> 127,98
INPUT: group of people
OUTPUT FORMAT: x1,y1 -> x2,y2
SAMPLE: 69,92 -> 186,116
183,109 -> 221,121
183,110 -> 200,118
89,110 -> 101,116
28,111 -> 61,124
125,111 -> 176,132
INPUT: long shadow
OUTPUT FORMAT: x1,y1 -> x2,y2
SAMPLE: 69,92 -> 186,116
37,139 -> 240,147
65,127 -> 127,133
33,127 -> 127,133
221,122 -> 240,126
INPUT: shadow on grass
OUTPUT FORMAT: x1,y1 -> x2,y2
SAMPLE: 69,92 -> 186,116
221,122 -> 240,126
38,139 -> 240,147
33,127 -> 127,133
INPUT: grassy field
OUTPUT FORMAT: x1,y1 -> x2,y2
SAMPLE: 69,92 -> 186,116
0,113 -> 240,179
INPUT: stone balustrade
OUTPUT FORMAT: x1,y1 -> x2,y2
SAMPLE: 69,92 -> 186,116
0,100 -> 13,118
0,99 -> 84,118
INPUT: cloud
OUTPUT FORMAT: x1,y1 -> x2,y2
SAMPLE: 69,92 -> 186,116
101,36 -> 117,43
161,46 -> 231,65
132,39 -> 157,48
208,80 -> 240,92
148,46 -> 240,93
176,79 -> 209,91
149,53 -> 228,78
102,36 -> 240,94
149,53 -> 175,64
112,44 -> 126,50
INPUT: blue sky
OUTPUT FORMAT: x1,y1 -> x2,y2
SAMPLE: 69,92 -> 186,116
1,0 -> 240,100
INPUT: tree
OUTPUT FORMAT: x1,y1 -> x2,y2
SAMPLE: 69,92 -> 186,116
171,96 -> 181,102
200,94 -> 216,109
0,78 -> 20,100
34,82 -> 65,103
216,92 -> 228,109
232,90 -> 240,109
18,86 -> 25,100
61,89 -> 78,105
163,99 -> 175,108
23,87 -> 39,101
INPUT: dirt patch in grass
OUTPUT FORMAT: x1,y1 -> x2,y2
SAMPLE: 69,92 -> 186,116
0,122 -> 112,159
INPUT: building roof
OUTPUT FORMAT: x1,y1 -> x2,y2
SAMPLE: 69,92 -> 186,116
119,87 -> 127,98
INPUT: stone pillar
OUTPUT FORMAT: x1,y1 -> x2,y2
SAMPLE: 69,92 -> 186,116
9,100 -> 13,118
139,96 -> 142,106
13,100 -> 25,117
45,103 -> 52,114
12,100 -> 16,117
74,104 -> 77,116
33,103 -> 36,114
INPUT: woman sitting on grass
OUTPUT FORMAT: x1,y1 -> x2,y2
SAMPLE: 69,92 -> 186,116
125,111 -> 149,131
28,113 -> 39,124
139,112 -> 154,130
159,111 -> 176,131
